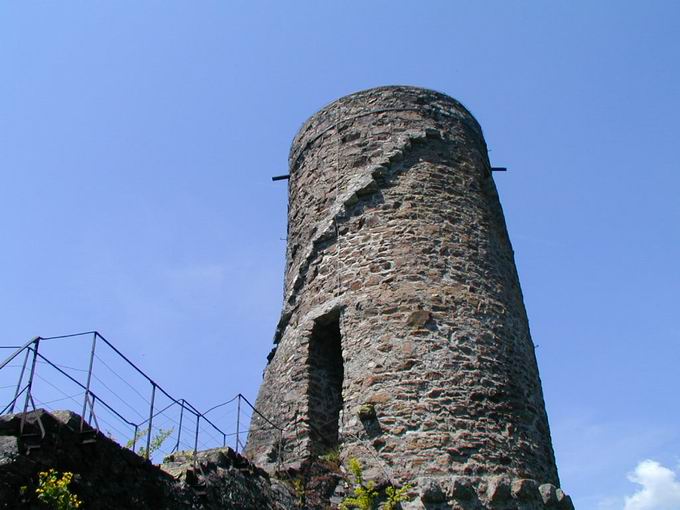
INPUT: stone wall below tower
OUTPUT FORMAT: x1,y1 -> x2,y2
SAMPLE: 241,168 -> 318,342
0,409 -> 295,509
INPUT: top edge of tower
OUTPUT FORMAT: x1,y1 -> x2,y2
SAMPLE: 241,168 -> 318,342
289,85 -> 484,168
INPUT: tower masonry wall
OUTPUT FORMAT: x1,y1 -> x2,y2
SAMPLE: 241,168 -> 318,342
246,86 -> 572,509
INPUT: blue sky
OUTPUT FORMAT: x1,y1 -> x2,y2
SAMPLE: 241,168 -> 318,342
1,2 -> 679,508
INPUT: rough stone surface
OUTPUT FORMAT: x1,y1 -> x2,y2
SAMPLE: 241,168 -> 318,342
246,86 -> 572,508
539,483 -> 558,505
162,448 -> 296,510
420,479 -> 447,503
510,478 -> 539,500
0,409 -> 295,509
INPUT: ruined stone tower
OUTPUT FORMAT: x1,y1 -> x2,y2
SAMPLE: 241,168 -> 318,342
246,86 -> 572,509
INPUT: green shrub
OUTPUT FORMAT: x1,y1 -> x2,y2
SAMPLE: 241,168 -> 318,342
339,458 -> 378,510
320,446 -> 341,465
384,483 -> 413,510
339,458 -> 413,510
292,478 -> 305,507
125,427 -> 173,458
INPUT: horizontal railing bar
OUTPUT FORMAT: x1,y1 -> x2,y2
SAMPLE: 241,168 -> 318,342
0,338 -> 38,371
203,395 -> 239,415
93,332 -> 154,383
26,334 -> 230,437
40,331 -> 97,341
135,400 -> 178,427
93,333 -> 191,411
35,352 -> 138,428
40,334 -> 230,438
92,333 -> 209,431
239,393 -> 282,431
3,332 -> 283,457
181,400 -> 228,436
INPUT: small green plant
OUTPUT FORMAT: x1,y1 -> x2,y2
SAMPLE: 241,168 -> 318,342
125,428 -> 145,450
357,403 -> 377,421
320,446 -> 341,465
384,483 -> 413,510
339,458 -> 378,510
292,478 -> 305,507
340,458 -> 413,510
125,427 -> 174,458
34,469 -> 82,509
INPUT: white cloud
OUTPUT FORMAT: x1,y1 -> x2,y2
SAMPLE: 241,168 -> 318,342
624,460 -> 680,510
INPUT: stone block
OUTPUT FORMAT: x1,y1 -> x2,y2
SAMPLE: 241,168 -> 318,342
0,435 -> 19,465
420,478 -> 447,503
539,483 -> 558,505
486,476 -> 511,503
510,478 -> 538,500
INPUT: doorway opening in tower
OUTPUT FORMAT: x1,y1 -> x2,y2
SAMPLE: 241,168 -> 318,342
307,310 -> 344,455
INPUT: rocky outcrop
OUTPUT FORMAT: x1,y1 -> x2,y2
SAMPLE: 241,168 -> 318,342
0,409 -> 295,509
162,448 -> 295,509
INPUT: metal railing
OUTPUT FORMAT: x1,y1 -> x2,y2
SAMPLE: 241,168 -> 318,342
0,331 -> 282,463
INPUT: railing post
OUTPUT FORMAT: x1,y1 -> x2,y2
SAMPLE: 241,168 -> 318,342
131,424 -> 139,452
88,395 -> 96,427
145,383 -> 156,460
193,413 -> 200,460
235,394 -> 241,454
81,332 -> 97,432
20,338 -> 40,434
174,399 -> 185,453
10,347 -> 31,414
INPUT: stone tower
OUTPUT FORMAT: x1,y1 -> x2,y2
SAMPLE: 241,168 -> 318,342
246,86 -> 572,509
